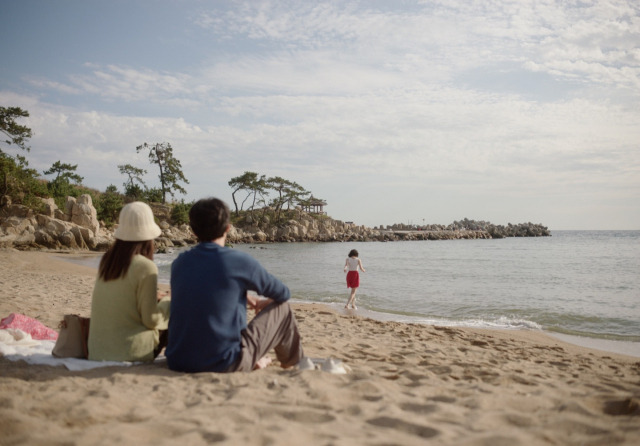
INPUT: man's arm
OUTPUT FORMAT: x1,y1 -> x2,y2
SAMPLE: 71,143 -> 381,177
249,259 -> 291,303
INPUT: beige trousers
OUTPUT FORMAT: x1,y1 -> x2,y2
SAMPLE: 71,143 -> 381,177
227,301 -> 304,372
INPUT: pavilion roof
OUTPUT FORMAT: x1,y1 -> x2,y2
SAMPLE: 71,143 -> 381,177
308,196 -> 327,205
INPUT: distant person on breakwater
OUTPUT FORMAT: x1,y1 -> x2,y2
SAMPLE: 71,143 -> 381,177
344,249 -> 366,309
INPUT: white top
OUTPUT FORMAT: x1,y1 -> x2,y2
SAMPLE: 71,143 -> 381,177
346,257 -> 360,271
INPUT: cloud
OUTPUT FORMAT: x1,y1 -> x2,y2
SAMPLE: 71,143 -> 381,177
10,81 -> 636,196
25,64 -> 195,106
22,1 -> 640,111
2,0 -> 638,228
192,0 -> 640,95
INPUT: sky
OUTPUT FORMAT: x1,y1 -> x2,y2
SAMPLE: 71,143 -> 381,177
1,0 -> 639,230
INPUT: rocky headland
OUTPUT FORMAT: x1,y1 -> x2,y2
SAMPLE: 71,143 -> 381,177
0,195 -> 550,252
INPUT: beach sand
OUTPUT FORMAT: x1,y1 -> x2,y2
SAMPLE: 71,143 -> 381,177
1,249 -> 639,445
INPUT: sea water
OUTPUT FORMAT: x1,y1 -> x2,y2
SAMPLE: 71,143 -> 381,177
150,231 -> 639,357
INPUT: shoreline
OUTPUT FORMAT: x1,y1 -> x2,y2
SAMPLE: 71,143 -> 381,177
54,250 -> 640,359
548,332 -> 640,359
330,302 -> 640,359
2,247 -> 640,364
1,249 -> 639,444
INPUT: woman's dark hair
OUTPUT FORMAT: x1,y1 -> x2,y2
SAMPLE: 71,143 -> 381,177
98,239 -> 155,281
348,249 -> 359,257
189,197 -> 230,242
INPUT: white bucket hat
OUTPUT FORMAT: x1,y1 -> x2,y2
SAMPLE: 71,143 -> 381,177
114,202 -> 162,241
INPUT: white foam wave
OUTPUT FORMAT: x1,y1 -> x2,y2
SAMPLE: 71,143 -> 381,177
316,302 -> 543,332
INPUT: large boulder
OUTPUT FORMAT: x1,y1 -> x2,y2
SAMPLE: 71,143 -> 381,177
0,204 -> 34,219
40,198 -> 57,218
70,194 -> 100,236
35,215 -> 88,249
0,196 -> 202,251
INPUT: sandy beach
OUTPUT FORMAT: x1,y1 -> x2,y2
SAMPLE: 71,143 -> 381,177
1,249 -> 639,445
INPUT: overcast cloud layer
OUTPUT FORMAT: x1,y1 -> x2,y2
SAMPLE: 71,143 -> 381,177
1,0 -> 638,229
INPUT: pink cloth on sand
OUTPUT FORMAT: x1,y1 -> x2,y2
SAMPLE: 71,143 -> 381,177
0,313 -> 58,340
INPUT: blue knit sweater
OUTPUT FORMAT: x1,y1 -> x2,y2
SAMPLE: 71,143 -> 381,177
166,242 -> 290,373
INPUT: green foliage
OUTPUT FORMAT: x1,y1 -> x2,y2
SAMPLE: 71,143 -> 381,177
118,163 -> 146,183
124,183 -> 145,200
266,176 -> 309,223
228,171 -> 313,224
98,184 -> 124,227
0,106 -> 43,205
43,160 -> 84,184
143,187 -> 163,203
229,210 -> 243,227
170,200 -> 192,226
118,163 -> 147,196
0,152 -> 47,205
136,142 -> 189,204
229,171 -> 256,214
43,161 -> 85,207
1,106 -> 32,152
228,171 -> 268,216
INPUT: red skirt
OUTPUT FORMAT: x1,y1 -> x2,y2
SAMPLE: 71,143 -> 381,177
346,271 -> 360,288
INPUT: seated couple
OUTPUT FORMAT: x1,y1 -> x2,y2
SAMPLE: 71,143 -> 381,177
87,198 -> 304,372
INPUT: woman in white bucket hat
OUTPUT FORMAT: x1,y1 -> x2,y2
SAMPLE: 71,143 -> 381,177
88,201 -> 170,362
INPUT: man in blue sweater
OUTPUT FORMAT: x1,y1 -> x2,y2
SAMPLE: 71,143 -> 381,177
166,197 -> 304,373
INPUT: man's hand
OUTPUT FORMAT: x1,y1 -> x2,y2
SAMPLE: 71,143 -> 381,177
247,294 -> 273,314
157,290 -> 170,301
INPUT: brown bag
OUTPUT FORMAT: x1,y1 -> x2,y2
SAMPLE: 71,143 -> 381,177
52,314 -> 90,359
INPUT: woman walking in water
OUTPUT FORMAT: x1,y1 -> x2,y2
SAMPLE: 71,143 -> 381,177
344,249 -> 365,309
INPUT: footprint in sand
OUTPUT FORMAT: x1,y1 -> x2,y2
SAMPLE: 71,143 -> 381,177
603,397 -> 639,416
426,365 -> 452,375
398,402 -> 438,415
430,395 -> 456,404
366,416 -> 439,439
200,432 -> 226,443
281,410 -> 335,423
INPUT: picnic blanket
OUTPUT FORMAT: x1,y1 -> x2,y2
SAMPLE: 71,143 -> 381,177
0,328 -> 140,371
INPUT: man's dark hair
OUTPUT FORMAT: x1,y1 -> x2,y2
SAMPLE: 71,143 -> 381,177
189,198 -> 230,242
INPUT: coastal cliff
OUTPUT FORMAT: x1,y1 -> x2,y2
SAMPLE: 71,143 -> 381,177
0,195 -> 550,252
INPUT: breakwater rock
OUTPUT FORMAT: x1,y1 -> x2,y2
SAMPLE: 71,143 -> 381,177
381,219 -> 551,239
227,215 -> 550,243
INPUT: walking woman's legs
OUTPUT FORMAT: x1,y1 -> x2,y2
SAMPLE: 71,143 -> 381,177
346,287 -> 358,309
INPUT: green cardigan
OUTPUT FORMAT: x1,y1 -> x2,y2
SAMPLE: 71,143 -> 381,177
88,255 -> 170,362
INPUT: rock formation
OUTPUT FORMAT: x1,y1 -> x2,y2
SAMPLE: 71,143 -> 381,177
0,195 -> 110,251
226,212 -> 550,243
0,196 -> 550,252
